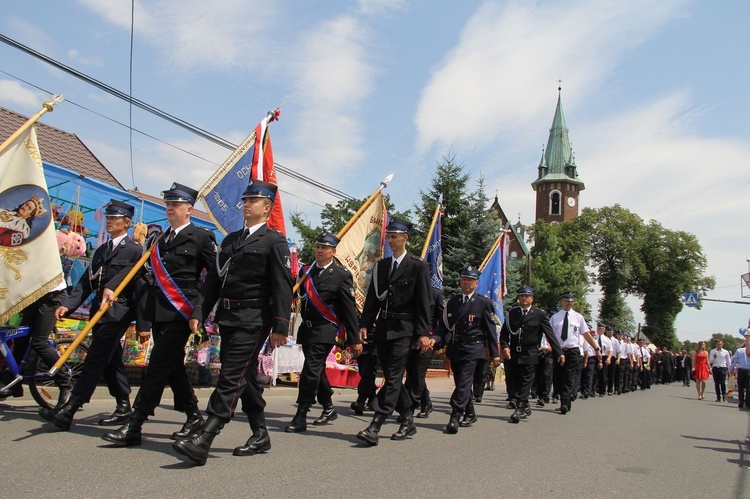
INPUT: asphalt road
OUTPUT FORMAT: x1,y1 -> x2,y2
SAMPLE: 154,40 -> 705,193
1,378 -> 748,498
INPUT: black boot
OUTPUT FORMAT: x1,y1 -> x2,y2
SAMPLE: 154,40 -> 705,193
285,404 -> 310,433
509,402 -> 528,424
459,402 -> 477,427
172,416 -> 223,466
312,403 -> 338,425
391,412 -> 417,440
54,376 -> 72,410
39,394 -> 84,431
445,408 -> 461,434
357,413 -> 386,446
234,412 -> 271,456
101,412 -> 146,446
416,400 -> 434,419
98,396 -> 133,426
350,395 -> 367,415
171,409 -> 205,440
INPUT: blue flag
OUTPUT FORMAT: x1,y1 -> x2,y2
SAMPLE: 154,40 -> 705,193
476,234 -> 506,323
424,212 -> 443,289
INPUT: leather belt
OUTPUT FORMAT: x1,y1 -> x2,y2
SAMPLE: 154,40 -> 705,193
380,311 -> 414,320
453,336 -> 483,344
221,297 -> 268,310
303,319 -> 333,328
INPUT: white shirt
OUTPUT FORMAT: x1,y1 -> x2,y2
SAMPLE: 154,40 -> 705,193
391,252 -> 406,269
618,340 -> 629,359
709,348 -> 732,368
169,221 -> 191,237
610,337 -> 621,356
596,334 -> 613,356
582,338 -> 596,357
550,308 -> 589,350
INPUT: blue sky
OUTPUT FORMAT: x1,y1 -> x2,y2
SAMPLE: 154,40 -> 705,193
2,0 -> 749,343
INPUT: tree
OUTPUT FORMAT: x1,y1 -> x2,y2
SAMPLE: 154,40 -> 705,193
527,219 -> 590,314
576,205 -> 643,334
632,221 -> 715,348
412,153 -> 471,295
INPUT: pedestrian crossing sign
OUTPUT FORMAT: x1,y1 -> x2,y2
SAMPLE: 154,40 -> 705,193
684,293 -> 699,307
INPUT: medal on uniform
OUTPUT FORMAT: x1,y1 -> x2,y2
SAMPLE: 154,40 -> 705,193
468,314 -> 475,323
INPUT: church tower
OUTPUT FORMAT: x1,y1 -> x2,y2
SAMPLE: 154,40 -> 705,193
532,88 -> 585,223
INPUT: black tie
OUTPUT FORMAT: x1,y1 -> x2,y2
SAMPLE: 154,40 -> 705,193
166,231 -> 175,244
463,295 -> 468,304
522,309 -> 527,317
598,335 -> 603,349
562,311 -> 569,341
392,260 -> 399,275
104,239 -> 113,258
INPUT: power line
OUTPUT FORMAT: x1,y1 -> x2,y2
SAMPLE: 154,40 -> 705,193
0,69 -> 327,209
0,33 -> 354,201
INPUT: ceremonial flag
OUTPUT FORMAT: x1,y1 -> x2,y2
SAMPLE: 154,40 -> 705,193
0,126 -> 63,324
199,109 -> 285,235
477,233 -> 507,322
333,194 -> 386,312
424,211 -> 442,289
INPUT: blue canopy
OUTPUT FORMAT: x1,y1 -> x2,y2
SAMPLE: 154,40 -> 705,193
43,161 -> 221,250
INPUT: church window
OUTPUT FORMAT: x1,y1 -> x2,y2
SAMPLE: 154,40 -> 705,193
550,191 -> 561,215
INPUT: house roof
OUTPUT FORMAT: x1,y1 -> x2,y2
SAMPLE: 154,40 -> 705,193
0,106 -> 124,189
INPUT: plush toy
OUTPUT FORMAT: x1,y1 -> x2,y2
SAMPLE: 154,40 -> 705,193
133,222 -> 148,244
56,230 -> 87,258
67,209 -> 88,235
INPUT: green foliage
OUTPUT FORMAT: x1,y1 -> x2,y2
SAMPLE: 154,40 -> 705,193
633,221 -> 715,348
527,219 -> 590,314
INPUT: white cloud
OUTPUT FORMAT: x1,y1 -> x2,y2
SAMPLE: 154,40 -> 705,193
66,48 -> 104,67
77,0 -> 278,73
414,0 -> 689,153
0,80 -> 47,109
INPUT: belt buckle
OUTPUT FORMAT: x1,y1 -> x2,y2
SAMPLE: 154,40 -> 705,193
304,320 -> 313,327
222,298 -> 231,310
516,346 -> 522,352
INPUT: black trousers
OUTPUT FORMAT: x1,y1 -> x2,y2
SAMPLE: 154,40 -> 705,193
713,367 -> 728,398
374,337 -> 412,417
472,358 -> 489,400
535,354 -> 553,401
450,358 -> 478,412
631,365 -> 639,391
606,360 -> 616,393
512,362 -> 536,408
297,342 -> 334,406
404,347 -> 433,410
572,354 -> 583,396
72,320 -> 132,402
581,356 -> 597,396
504,361 -> 517,402
557,348 -> 581,410
207,325 -> 267,422
355,342 -> 378,403
638,367 -> 649,390
597,359 -> 609,394
737,369 -> 750,408
616,359 -> 630,393
133,320 -> 198,417
16,290 -> 70,387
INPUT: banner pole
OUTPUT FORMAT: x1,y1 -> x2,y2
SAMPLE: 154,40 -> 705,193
292,173 -> 393,294
48,247 -> 151,375
479,232 -> 504,272
420,193 -> 443,259
0,95 -> 64,156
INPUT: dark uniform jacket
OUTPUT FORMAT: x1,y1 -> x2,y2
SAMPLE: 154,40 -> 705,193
193,224 -> 293,334
359,253 -> 431,341
296,263 -> 361,346
64,236 -> 150,331
108,222 -> 217,323
500,307 -> 562,365
438,293 -> 499,362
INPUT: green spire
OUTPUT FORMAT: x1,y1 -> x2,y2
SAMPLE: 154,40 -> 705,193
532,88 -> 584,188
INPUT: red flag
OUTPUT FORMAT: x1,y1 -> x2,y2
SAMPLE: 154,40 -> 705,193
251,109 -> 285,235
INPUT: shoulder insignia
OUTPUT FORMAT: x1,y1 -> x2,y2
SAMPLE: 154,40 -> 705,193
284,255 -> 292,269
119,240 -> 126,247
